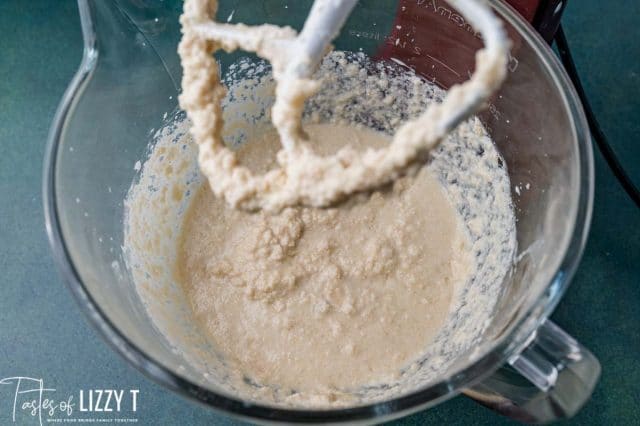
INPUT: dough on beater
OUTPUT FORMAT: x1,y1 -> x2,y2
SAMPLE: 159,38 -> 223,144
178,0 -> 510,211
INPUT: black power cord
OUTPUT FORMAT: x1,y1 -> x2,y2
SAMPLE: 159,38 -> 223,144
555,25 -> 640,208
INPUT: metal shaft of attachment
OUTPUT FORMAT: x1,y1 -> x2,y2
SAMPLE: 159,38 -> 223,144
288,0 -> 359,79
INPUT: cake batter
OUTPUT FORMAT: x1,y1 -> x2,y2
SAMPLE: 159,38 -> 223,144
125,7 -> 516,404
176,123 -> 472,394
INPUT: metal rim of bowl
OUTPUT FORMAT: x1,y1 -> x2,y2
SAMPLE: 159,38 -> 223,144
43,0 -> 594,423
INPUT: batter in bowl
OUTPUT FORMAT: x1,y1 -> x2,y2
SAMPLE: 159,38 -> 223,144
176,123 -> 472,394
125,51 -> 516,406
174,0 -> 511,398
126,0 -> 513,404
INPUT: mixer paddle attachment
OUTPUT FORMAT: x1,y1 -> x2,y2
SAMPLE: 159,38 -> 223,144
178,0 -> 511,211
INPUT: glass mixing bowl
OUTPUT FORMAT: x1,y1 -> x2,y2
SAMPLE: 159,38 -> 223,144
44,0 -> 598,423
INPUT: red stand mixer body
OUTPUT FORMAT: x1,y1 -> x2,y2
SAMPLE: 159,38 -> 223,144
376,0 -> 565,87
508,0 -> 566,40
506,0 -> 541,21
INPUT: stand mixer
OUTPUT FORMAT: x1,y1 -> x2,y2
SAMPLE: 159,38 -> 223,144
45,0 -> 601,423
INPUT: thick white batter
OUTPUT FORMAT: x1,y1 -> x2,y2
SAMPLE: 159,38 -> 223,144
125,43 -> 516,407
173,0 -> 509,394
176,123 -> 472,395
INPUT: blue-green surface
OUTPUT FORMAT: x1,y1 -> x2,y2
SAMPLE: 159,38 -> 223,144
0,1 -> 638,424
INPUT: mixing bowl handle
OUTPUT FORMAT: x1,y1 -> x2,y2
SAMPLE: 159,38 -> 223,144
464,319 -> 600,423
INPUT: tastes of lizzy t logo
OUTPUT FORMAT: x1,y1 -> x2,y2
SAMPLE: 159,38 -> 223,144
0,377 -> 139,425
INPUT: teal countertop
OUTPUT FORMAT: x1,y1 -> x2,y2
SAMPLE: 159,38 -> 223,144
1,1 -> 638,425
